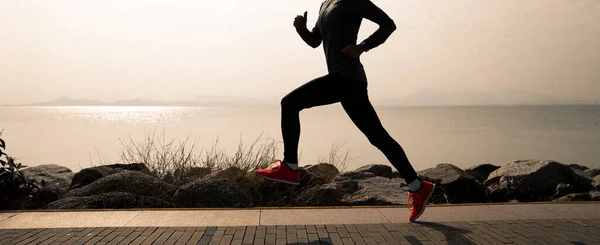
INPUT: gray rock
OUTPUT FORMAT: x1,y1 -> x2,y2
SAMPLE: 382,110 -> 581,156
21,165 -> 74,207
46,192 -> 173,209
591,191 -> 600,201
70,163 -> 149,189
485,160 -> 593,202
65,171 -> 176,201
418,163 -> 488,203
21,164 -> 73,194
465,164 -> 500,182
307,176 -> 408,206
355,164 -> 393,178
173,178 -> 250,208
554,183 -> 578,199
304,163 -> 340,182
391,171 -> 402,179
553,193 -> 591,202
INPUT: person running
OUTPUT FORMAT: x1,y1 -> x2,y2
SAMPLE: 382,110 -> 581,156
254,0 -> 436,222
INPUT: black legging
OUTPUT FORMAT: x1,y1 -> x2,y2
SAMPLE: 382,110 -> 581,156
280,72 -> 419,183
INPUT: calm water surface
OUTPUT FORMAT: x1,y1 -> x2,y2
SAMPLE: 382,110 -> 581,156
1,105 -> 599,172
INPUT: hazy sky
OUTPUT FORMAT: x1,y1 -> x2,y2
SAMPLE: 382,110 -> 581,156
1,0 -> 599,104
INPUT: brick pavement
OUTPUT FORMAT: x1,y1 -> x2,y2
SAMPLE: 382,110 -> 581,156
1,218 -> 599,245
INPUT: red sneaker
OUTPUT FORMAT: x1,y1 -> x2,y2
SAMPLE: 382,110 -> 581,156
408,180 -> 436,222
255,160 -> 300,185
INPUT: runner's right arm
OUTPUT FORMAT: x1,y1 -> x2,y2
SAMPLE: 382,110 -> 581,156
294,11 -> 322,48
296,24 -> 322,48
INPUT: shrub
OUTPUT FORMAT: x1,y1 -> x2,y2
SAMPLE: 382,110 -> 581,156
118,128 -> 204,184
0,130 -> 38,210
115,128 -> 351,207
117,128 -> 278,186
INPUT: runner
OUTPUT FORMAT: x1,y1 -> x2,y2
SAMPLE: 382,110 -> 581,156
255,0 -> 436,222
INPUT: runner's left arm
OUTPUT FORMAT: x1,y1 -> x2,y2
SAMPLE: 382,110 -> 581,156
357,0 -> 397,52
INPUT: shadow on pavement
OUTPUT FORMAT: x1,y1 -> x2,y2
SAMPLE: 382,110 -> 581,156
286,221 -> 476,245
414,221 -> 476,245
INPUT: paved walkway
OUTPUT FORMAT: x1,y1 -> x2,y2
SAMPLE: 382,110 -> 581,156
1,203 -> 599,244
2,218 -> 600,245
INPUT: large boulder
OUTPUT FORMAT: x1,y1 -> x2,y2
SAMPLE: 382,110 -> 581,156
21,164 -> 73,193
552,193 -> 591,202
173,178 -> 250,208
21,164 -> 74,208
305,172 -> 408,206
485,160 -> 593,202
304,163 -> 339,182
65,171 -> 176,201
355,164 -> 393,178
46,192 -> 173,209
418,163 -> 488,203
70,163 -> 149,189
21,164 -> 72,190
465,164 -> 500,183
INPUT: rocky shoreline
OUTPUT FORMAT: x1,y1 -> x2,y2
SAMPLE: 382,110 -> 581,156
12,160 -> 600,210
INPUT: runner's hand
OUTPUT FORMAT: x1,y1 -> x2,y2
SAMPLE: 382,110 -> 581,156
294,11 -> 308,30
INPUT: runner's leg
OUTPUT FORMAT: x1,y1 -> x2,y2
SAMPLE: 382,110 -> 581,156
339,79 -> 420,184
280,73 -> 347,166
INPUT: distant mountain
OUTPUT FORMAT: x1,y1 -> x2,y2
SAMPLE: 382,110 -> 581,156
28,95 -> 276,107
372,88 -> 574,106
29,97 -> 108,106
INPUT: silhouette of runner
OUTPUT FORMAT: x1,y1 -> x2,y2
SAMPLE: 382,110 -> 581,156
255,0 -> 436,222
